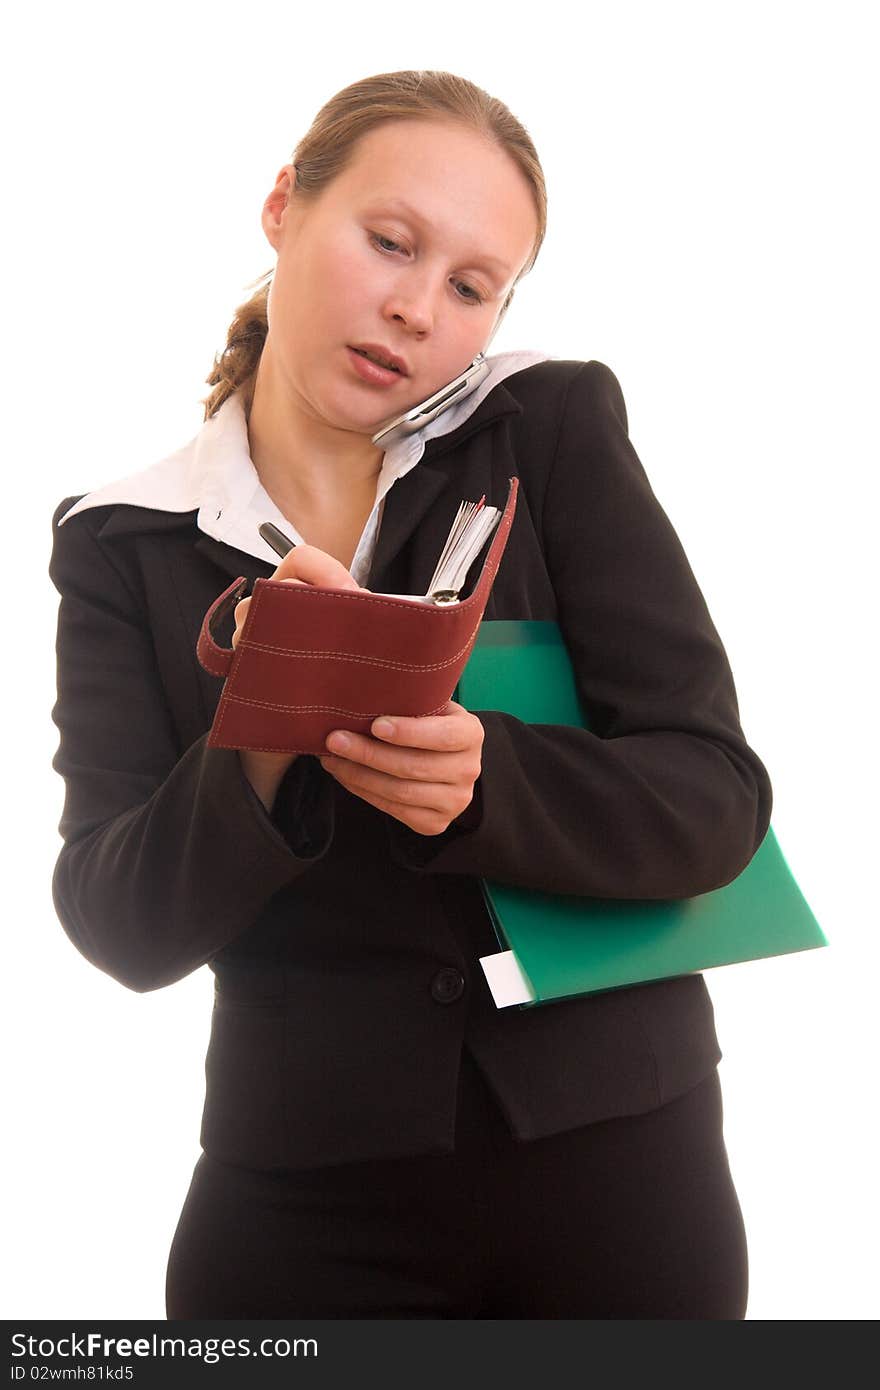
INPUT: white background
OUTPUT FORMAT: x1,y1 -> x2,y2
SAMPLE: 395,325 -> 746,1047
5,0 -> 877,1321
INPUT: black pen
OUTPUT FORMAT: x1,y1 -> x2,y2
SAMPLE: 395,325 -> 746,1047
259,521 -> 297,559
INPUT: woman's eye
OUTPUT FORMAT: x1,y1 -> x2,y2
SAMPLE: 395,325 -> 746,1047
368,233 -> 484,305
372,233 -> 400,254
454,281 -> 483,303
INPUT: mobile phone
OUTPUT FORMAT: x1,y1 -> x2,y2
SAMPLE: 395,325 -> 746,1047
370,352 -> 490,448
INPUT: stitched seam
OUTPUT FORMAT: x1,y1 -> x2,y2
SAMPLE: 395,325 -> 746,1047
233,635 -> 476,672
223,695 -> 452,717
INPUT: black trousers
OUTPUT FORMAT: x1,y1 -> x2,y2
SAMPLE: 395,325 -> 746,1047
165,1048 -> 748,1319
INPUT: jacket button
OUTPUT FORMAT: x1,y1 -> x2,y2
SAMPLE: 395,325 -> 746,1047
431,968 -> 465,1004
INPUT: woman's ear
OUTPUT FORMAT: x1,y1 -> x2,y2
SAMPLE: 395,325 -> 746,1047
261,165 -> 296,251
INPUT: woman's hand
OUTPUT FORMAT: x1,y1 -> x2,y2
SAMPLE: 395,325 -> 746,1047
233,545 -> 367,809
318,700 -> 484,836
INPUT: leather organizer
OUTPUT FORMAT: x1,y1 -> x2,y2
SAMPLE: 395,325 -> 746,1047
196,475 -> 518,754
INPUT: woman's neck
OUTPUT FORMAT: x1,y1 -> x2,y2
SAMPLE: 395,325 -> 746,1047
245,345 -> 386,519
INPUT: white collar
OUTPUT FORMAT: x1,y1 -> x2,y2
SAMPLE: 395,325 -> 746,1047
56,349 -> 553,572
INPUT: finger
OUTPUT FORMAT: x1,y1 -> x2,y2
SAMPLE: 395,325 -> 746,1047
323,730 -> 476,784
232,595 -> 250,649
319,750 -> 468,806
319,758 -> 456,832
319,750 -> 466,800
368,705 -> 481,752
271,544 -> 364,591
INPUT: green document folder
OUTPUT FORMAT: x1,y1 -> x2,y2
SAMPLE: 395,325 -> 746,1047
454,621 -> 827,1009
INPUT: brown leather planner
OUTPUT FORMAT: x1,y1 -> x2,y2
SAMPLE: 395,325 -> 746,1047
196,476 -> 519,754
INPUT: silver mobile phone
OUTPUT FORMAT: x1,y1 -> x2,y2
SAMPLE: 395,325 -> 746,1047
370,352 -> 490,448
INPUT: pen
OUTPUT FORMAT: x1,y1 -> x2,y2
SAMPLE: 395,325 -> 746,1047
259,521 -> 297,559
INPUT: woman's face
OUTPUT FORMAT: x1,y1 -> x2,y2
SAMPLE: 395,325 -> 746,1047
260,119 -> 539,437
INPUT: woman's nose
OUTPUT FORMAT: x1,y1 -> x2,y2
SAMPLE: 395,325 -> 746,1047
387,304 -> 432,337
384,280 -> 440,336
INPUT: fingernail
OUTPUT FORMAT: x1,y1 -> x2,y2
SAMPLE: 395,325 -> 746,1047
327,731 -> 350,752
373,719 -> 395,738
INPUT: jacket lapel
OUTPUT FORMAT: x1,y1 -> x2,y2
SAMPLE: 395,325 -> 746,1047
96,506 -> 199,541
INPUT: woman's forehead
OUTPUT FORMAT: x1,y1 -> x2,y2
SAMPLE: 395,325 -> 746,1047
335,124 -> 537,269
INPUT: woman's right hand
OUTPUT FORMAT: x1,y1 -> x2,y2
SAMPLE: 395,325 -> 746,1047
234,545 -> 367,810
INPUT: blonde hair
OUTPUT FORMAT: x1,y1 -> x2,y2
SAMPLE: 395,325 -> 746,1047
201,69 -> 547,421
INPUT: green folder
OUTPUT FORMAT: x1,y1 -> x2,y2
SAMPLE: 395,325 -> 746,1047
454,621 -> 827,1009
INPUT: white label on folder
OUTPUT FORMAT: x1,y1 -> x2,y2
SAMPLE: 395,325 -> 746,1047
479,950 -> 537,1008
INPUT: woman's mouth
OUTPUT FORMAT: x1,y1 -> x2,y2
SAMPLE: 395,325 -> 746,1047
347,347 -> 405,387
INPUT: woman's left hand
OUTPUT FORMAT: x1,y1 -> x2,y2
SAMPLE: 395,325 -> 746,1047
318,700 -> 484,836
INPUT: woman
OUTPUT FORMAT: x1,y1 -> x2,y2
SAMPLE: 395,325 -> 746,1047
49,69 -> 772,1319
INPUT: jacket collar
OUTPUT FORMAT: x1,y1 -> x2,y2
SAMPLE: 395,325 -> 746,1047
57,348 -> 552,586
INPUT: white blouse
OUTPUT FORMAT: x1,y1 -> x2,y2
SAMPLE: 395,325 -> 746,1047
56,349 -> 553,584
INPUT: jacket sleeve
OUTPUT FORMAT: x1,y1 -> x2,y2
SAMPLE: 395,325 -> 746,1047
49,500 -> 335,994
385,361 -> 773,898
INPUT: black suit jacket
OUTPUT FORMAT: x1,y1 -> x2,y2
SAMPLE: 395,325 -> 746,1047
49,359 -> 773,1170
